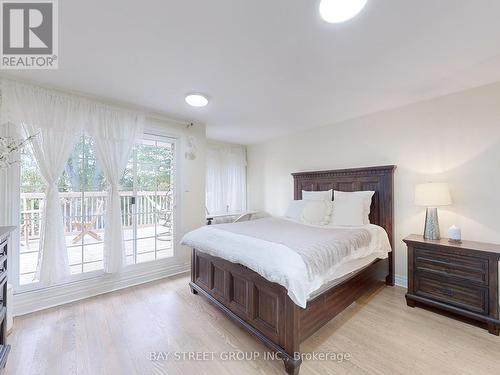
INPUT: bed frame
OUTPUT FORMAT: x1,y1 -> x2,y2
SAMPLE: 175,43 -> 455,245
189,165 -> 395,374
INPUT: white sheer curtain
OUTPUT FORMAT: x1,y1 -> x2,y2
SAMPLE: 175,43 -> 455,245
87,106 -> 144,273
206,143 -> 247,214
2,79 -> 146,283
2,80 -> 85,284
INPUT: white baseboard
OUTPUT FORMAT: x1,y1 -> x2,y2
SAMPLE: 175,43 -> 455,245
394,274 -> 408,288
13,261 -> 190,317
13,265 -> 410,316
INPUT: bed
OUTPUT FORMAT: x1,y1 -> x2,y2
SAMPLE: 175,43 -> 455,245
184,165 -> 395,374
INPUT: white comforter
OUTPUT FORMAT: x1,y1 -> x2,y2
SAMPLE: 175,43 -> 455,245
181,218 -> 392,308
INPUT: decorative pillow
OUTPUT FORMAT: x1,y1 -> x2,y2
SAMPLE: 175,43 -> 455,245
302,189 -> 333,201
284,200 -> 307,221
330,197 -> 364,226
333,190 -> 374,225
301,200 -> 333,226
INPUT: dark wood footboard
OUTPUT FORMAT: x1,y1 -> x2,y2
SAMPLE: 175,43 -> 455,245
190,165 -> 395,374
190,248 -> 389,374
190,249 -> 302,372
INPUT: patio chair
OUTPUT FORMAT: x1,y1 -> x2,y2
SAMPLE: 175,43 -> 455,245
72,200 -> 104,244
144,194 -> 173,243
157,209 -> 173,242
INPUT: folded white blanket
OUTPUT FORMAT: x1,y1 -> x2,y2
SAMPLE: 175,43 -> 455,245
181,217 -> 391,308
215,218 -> 371,280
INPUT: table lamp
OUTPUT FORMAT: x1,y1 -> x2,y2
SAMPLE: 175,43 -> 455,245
415,182 -> 452,240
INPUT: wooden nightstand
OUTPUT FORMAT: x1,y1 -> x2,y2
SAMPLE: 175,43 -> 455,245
0,227 -> 13,371
404,234 -> 500,335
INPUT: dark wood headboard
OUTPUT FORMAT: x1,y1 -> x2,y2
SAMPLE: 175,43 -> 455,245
292,165 -> 396,284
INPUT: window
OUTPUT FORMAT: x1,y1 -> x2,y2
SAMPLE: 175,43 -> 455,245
206,143 -> 247,215
19,134 -> 106,284
18,132 -> 176,287
62,135 -> 106,276
121,135 -> 176,264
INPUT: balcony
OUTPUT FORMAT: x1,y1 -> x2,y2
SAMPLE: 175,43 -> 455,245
20,191 -> 174,285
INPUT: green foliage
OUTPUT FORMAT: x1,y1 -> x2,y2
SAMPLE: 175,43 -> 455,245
121,141 -> 174,192
59,136 -> 106,192
21,135 -> 174,194
20,151 -> 45,193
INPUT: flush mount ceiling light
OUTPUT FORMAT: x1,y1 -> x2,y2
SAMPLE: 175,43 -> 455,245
185,93 -> 209,107
319,0 -> 368,23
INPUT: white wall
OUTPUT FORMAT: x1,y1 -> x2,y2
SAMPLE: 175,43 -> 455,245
247,82 -> 500,285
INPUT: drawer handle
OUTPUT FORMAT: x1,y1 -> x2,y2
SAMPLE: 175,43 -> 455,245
440,288 -> 454,297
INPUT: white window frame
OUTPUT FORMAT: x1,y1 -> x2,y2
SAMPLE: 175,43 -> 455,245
11,128 -> 181,294
122,132 -> 179,266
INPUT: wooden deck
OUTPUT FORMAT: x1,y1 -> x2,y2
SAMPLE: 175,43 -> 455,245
19,225 -> 173,284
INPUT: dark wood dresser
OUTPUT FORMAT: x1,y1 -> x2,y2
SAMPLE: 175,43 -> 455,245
404,234 -> 500,335
0,227 -> 12,370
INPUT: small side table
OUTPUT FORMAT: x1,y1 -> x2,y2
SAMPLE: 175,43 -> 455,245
404,234 -> 500,335
206,211 -> 258,225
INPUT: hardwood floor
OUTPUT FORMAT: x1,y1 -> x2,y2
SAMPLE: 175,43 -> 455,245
5,273 -> 500,375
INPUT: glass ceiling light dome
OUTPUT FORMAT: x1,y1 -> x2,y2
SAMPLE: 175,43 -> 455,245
319,0 -> 368,24
185,93 -> 209,107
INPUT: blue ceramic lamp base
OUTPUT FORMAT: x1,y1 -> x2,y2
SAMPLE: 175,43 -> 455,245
424,207 -> 440,240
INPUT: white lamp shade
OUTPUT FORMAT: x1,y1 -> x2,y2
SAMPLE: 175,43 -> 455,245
415,183 -> 452,207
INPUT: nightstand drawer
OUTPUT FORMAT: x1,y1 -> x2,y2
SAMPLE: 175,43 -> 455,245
0,276 -> 6,307
0,240 -> 6,257
415,275 -> 488,315
414,247 -> 488,285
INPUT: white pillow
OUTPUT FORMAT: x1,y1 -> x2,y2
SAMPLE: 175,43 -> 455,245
330,197 -> 365,226
302,189 -> 332,201
301,200 -> 333,226
284,200 -> 306,221
333,190 -> 374,225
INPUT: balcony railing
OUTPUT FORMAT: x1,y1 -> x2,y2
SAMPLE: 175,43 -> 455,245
20,191 -> 172,242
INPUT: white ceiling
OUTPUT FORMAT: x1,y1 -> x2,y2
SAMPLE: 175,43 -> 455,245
7,0 -> 500,144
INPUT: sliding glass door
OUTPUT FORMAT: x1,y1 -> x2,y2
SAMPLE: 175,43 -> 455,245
18,132 -> 176,289
121,134 -> 176,265
19,134 -> 107,284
